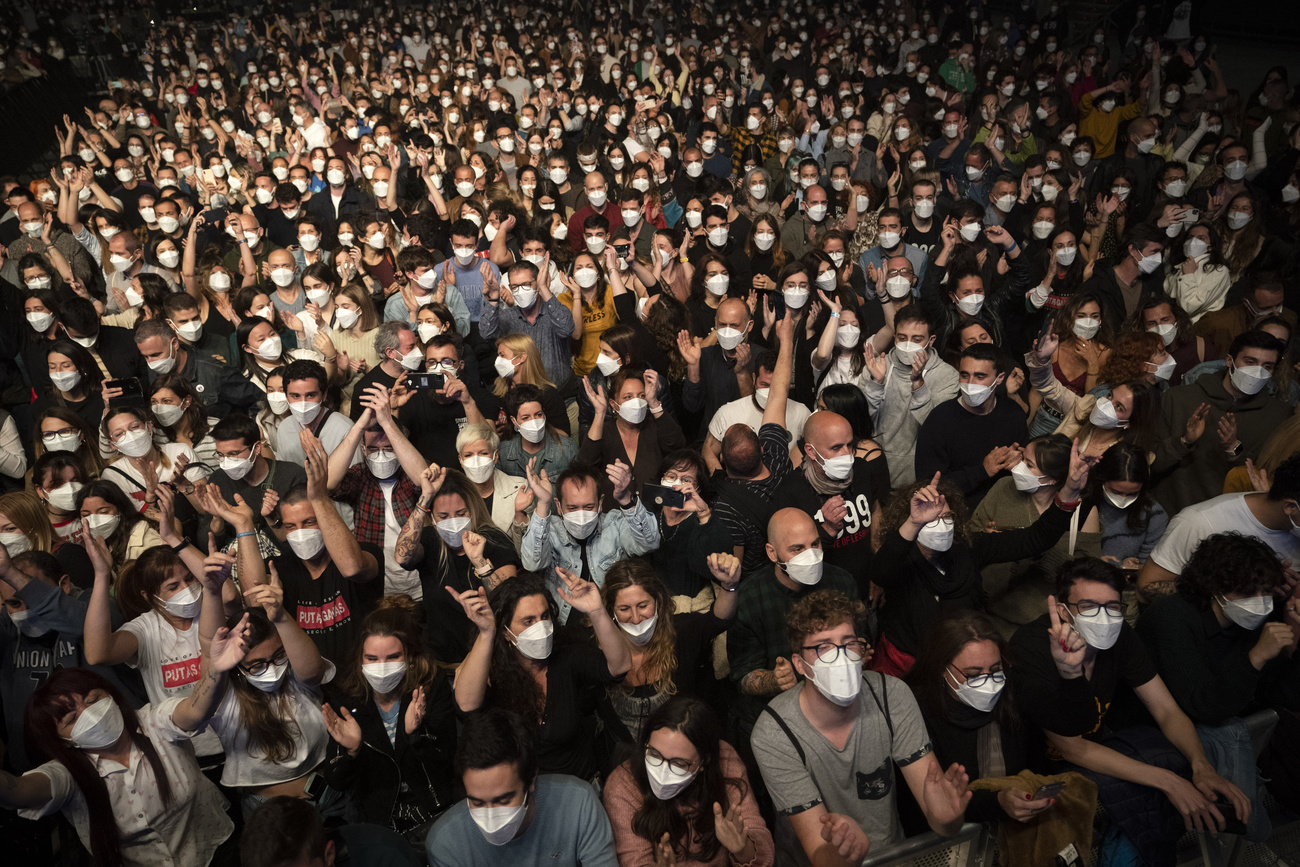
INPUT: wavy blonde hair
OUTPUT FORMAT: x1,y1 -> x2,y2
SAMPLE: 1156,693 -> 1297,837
602,560 -> 679,697
492,333 -> 555,397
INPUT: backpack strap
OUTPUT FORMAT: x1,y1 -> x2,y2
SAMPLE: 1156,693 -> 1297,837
760,705 -> 807,766
862,671 -> 893,739
103,464 -> 147,492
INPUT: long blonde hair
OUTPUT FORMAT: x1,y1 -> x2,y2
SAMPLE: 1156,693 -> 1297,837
492,333 -> 555,397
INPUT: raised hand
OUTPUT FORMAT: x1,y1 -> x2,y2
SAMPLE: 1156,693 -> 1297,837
713,801 -> 751,856
1245,459 -> 1271,493
299,430 -> 329,500
706,552 -> 742,588
607,459 -> 633,505
1060,438 -> 1092,501
525,457 -> 553,505
922,761 -> 972,828
676,329 -> 702,366
446,585 -> 495,634
209,613 -> 252,672
774,656 -> 797,691
554,566 -> 603,614
243,561 -> 285,623
582,376 -> 608,416
865,341 -> 888,383
1047,594 -> 1088,676
909,473 -> 946,526
462,530 -> 487,564
322,702 -> 362,751
404,685 -> 426,734
1216,412 -> 1238,450
1183,402 -> 1210,444
419,462 -> 447,504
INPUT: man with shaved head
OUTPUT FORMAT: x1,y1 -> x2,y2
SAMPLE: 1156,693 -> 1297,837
681,297 -> 757,439
1103,114 -> 1164,220
773,405 -> 887,589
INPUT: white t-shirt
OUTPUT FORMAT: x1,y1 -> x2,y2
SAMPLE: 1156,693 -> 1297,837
380,479 -> 422,599
208,670 -> 331,787
708,393 -> 812,444
1149,493 -> 1300,574
120,610 -> 224,756
812,354 -> 859,396
621,136 -> 646,158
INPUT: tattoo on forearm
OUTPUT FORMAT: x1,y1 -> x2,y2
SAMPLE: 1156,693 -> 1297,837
742,669 -> 779,697
1142,580 -> 1177,602
395,506 -> 426,568
188,670 -> 216,710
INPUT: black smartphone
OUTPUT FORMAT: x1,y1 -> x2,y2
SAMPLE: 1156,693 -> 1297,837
1032,782 -> 1065,801
642,483 -> 686,509
613,243 -> 631,260
105,377 -> 144,398
407,372 -> 445,390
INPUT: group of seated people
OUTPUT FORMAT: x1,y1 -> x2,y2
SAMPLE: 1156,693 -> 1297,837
1,0 -> 1299,866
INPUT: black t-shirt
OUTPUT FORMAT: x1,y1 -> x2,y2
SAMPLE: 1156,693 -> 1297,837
1009,614 -> 1158,742
349,365 -> 400,418
204,459 -> 308,545
905,218 -> 943,259
402,388 -> 504,469
414,526 -> 520,664
271,541 -> 384,667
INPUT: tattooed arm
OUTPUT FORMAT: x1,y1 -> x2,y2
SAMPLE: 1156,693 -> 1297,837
1137,559 -> 1179,604
170,613 -> 252,733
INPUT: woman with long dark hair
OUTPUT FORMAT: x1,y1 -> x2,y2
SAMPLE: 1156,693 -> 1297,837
450,571 -> 631,781
33,338 -> 105,429
906,611 -> 1059,826
602,696 -> 774,867
321,595 -> 457,838
1090,443 -> 1170,572
0,619 -> 250,867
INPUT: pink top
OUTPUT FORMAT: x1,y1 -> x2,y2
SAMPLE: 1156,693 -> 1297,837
602,741 -> 775,867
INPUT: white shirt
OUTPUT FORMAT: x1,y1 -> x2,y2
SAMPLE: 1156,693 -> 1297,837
208,670 -> 331,788
119,610 -> 223,757
105,443 -> 198,511
707,393 -> 811,444
21,698 -> 233,867
379,479 -> 422,599
1149,493 -> 1300,574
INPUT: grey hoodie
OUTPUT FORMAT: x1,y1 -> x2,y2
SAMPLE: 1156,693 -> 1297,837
860,348 -> 959,488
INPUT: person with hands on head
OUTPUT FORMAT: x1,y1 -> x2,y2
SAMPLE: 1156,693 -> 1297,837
393,462 -> 520,665
520,457 -> 661,624
449,571 -> 630,780
257,430 -> 381,666
602,696 -> 775,867
871,441 -> 1092,677
579,367 -> 686,503
326,383 -> 428,598
1010,557 -> 1251,864
0,618 -> 250,867
320,596 -> 458,835
751,589 -> 972,867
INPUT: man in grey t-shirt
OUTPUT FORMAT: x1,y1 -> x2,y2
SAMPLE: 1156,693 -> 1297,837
751,590 -> 972,865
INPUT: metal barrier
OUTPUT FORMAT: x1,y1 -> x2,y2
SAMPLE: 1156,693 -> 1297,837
860,822 -> 991,867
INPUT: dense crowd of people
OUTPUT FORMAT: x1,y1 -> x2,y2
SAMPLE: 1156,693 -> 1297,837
0,1 -> 1298,865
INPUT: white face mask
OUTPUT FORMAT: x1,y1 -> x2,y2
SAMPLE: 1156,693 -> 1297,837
517,417 -> 547,443
470,793 -> 530,846
289,400 -> 321,424
85,512 -> 121,539
69,696 -> 126,750
1089,396 -> 1127,429
510,618 -> 554,660
1103,487 -> 1140,510
946,668 -> 1005,712
256,335 -> 284,361
266,393 -> 290,415
152,402 -> 185,426
461,454 -> 496,484
244,657 -> 290,692
955,293 -> 985,316
812,446 -> 853,481
286,528 -> 326,559
366,448 -> 400,480
0,531 -> 31,556
158,582 -> 202,619
779,547 -> 824,585
362,660 -> 407,694
645,750 -> 698,800
1056,246 -> 1078,266
1010,461 -> 1047,492
959,382 -> 995,407
1229,362 -> 1271,396
783,287 -> 809,309
46,481 -> 84,512
1032,221 -> 1055,240
803,651 -> 863,706
619,613 -> 658,646
1073,317 -> 1101,340
916,517 -> 954,551
617,398 -> 648,424
959,222 -> 982,242
1217,595 -> 1274,631
114,428 -> 153,458
1065,606 -> 1123,650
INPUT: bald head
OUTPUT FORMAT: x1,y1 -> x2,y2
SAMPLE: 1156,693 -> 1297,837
722,424 -> 761,477
766,508 -> 820,566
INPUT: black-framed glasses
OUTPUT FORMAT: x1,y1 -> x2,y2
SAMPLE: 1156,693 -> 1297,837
240,647 -> 287,676
645,746 -> 696,776
41,428 -> 78,440
949,666 -> 1006,688
1067,600 -> 1125,618
801,639 -> 868,664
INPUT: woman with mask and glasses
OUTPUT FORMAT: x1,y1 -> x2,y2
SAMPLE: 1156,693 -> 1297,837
602,696 -> 774,867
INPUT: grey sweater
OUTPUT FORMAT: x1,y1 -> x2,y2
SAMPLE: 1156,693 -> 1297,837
860,351 -> 959,489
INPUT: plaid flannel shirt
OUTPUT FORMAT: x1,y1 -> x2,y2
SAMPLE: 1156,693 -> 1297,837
332,464 -> 420,547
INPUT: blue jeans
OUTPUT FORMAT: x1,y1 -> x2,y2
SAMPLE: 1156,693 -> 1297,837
1195,718 -> 1271,842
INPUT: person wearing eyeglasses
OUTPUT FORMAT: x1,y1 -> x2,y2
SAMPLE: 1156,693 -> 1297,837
751,589 -> 972,866
602,695 -> 774,867
905,611 -> 1071,828
1008,558 -> 1250,865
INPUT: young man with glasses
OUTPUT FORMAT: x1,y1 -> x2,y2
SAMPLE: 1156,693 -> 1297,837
1009,558 -> 1249,862
751,588 -> 971,866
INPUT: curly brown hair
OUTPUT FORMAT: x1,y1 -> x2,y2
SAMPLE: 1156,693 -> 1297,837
1099,330 -> 1162,386
787,589 -> 868,651
875,478 -> 974,552
1177,533 -> 1287,611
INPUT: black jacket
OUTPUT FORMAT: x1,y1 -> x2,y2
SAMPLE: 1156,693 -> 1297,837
322,675 -> 458,830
